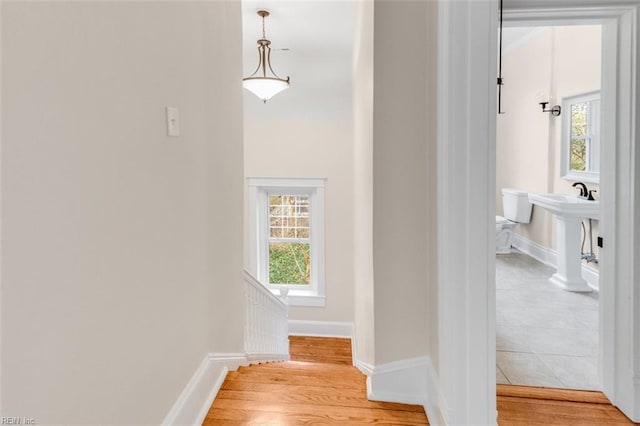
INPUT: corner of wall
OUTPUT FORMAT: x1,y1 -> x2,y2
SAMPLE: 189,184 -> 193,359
364,356 -> 446,426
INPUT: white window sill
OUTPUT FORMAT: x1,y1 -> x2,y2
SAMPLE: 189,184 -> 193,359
561,173 -> 600,185
268,288 -> 326,307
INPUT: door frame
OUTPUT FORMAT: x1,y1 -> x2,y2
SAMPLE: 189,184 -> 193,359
437,1 -> 640,424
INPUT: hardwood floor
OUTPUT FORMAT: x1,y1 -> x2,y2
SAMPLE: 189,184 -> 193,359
497,385 -> 634,425
203,337 -> 634,425
288,335 -> 353,365
203,336 -> 429,424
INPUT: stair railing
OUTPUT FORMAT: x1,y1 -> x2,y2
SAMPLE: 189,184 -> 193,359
244,270 -> 290,363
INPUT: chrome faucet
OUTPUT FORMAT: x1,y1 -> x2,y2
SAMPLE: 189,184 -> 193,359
572,182 -> 588,198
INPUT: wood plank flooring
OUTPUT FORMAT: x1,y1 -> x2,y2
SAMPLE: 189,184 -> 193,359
288,335 -> 353,365
203,337 -> 634,425
203,336 -> 429,424
497,385 -> 634,425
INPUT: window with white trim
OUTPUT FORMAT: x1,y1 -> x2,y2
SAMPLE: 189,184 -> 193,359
248,178 -> 325,307
561,91 -> 601,183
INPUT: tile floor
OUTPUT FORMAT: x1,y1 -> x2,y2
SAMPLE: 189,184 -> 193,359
496,249 -> 600,390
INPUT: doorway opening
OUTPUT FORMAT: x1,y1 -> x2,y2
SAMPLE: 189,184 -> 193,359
437,1 -> 639,422
495,24 -> 603,391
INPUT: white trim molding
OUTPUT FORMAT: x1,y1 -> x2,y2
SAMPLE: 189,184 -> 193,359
367,357 -> 428,406
582,264 -> 599,291
436,2 -> 640,423
354,359 -> 374,377
161,354 -> 243,426
208,353 -> 249,371
511,233 -> 558,267
502,5 -> 640,421
426,360 -> 448,426
288,320 -> 353,338
286,294 -> 326,307
351,332 -> 374,376
162,351 -> 291,426
512,233 -> 600,291
366,357 -> 445,426
437,0 -> 498,423
247,177 -> 327,307
245,353 -> 290,363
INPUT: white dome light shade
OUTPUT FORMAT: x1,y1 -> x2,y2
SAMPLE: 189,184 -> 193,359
243,77 -> 290,102
243,10 -> 290,103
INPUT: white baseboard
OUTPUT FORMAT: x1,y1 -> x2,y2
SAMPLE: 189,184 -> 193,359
162,351 -> 290,425
581,265 -> 599,291
162,354 -> 239,426
342,327 -> 447,425
351,325 -> 374,375
355,358 -> 374,376
425,358 -> 447,426
366,356 -> 445,426
352,325 -> 444,424
511,233 -> 557,267
512,233 -> 600,291
367,356 -> 428,406
209,352 -> 249,370
288,320 -> 353,338
246,352 -> 290,363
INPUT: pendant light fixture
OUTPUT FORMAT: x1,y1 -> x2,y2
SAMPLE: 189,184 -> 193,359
243,10 -> 290,103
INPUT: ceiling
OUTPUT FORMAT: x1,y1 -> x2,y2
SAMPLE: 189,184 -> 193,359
241,1 -> 357,120
502,27 -> 549,54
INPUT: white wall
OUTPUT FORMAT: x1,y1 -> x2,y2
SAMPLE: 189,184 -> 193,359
244,119 -> 355,323
371,0 -> 437,365
551,26 -> 602,196
497,26 -> 601,251
1,2 -> 244,423
497,28 -> 554,246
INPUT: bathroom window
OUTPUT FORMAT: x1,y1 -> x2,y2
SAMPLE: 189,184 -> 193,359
248,178 -> 325,307
561,91 -> 601,183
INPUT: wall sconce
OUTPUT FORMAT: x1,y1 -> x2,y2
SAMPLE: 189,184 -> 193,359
540,102 -> 561,116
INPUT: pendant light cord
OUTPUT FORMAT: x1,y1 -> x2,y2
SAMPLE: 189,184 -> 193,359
497,0 -> 505,114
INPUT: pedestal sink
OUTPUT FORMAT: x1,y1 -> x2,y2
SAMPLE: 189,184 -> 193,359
528,193 -> 599,292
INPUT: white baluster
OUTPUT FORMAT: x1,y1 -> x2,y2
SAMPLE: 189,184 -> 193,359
244,271 -> 289,362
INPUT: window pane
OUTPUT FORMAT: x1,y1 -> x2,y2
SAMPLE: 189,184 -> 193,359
270,227 -> 282,238
570,138 -> 587,171
269,195 -> 281,205
282,226 -> 296,238
268,194 -> 310,241
269,242 -> 310,285
571,103 -> 587,137
296,216 -> 309,228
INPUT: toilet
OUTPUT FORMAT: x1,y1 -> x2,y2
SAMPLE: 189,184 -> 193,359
496,188 -> 533,254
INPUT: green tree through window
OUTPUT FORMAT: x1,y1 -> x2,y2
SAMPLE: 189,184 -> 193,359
268,195 -> 310,285
570,102 -> 588,171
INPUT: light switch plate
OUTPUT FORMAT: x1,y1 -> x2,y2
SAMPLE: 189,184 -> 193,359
166,107 -> 180,137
